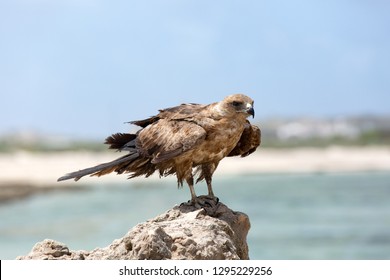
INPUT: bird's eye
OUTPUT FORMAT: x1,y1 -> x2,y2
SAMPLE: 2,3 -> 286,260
232,101 -> 242,107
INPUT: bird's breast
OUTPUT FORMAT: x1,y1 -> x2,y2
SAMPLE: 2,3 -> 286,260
184,118 -> 245,164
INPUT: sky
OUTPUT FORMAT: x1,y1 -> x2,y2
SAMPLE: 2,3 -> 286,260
1,0 -> 389,139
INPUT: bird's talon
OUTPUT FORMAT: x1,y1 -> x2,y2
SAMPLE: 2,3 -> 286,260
203,200 -> 213,208
207,195 -> 219,203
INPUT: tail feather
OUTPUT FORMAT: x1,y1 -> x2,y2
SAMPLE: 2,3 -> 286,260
57,152 -> 140,182
105,133 -> 137,151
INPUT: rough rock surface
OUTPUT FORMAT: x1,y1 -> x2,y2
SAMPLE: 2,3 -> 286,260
17,198 -> 250,260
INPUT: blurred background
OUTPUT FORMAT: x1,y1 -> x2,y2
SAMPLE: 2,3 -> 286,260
1,0 -> 389,259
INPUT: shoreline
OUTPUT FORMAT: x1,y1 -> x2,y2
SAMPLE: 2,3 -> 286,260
1,146 -> 390,201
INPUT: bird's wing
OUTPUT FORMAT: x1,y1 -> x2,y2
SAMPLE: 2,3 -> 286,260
228,121 -> 261,157
111,103 -> 208,163
137,119 -> 206,164
136,103 -> 208,164
157,103 -> 207,120
130,103 -> 206,127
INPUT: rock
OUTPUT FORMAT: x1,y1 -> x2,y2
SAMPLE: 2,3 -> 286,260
17,197 -> 250,260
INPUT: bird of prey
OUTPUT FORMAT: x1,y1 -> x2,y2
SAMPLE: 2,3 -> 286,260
58,94 -> 261,205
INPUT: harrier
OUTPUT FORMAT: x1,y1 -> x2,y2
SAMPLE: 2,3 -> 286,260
58,94 -> 261,205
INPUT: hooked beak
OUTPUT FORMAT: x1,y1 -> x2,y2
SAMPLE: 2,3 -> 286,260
246,104 -> 255,118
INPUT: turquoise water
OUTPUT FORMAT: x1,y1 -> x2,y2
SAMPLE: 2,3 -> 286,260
1,172 -> 390,260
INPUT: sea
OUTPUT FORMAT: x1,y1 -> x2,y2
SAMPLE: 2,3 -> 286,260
1,171 -> 390,260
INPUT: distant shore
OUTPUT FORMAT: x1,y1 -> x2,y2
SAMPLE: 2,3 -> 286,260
1,146 -> 390,201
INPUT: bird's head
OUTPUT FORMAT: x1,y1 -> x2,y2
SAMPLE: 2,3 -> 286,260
216,94 -> 255,119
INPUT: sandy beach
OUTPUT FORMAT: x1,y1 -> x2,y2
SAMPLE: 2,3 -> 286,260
1,146 -> 390,184
1,146 -> 390,201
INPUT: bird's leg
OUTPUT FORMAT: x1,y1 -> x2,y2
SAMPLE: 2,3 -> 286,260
203,174 -> 220,205
183,175 -> 215,209
201,163 -> 219,202
205,176 -> 215,197
186,176 -> 198,204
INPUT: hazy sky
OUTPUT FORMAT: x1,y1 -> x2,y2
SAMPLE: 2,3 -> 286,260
1,0 -> 389,138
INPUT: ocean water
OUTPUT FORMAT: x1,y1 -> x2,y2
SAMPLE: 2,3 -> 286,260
1,172 -> 390,260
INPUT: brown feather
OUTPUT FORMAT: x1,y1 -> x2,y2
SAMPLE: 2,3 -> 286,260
130,116 -> 160,128
228,121 -> 261,157
104,133 -> 136,150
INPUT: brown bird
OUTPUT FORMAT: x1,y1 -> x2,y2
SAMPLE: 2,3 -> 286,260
58,94 -> 261,205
